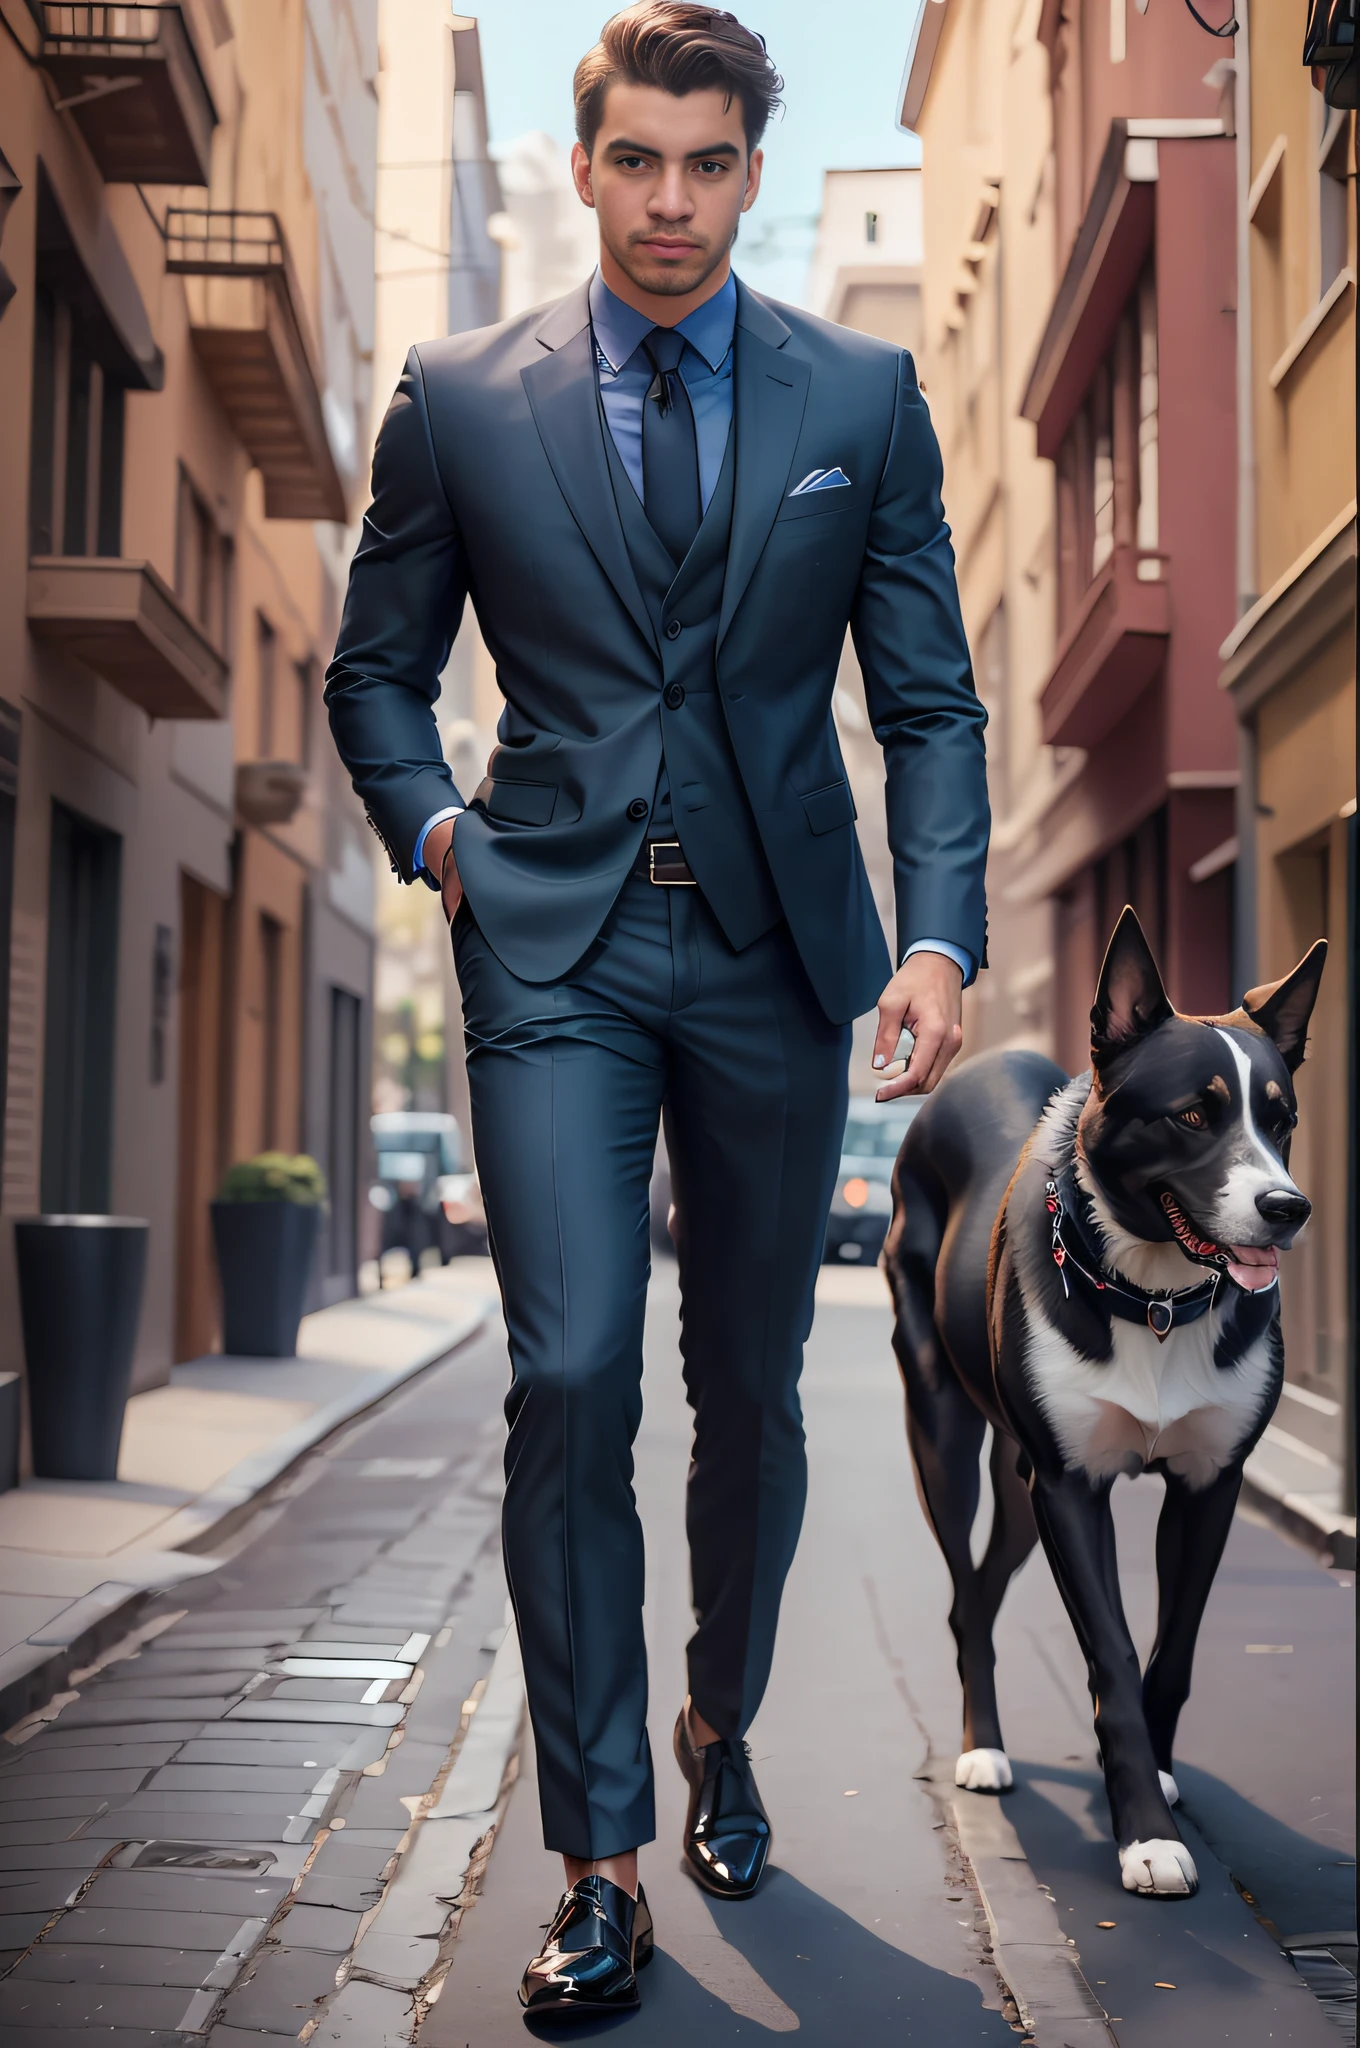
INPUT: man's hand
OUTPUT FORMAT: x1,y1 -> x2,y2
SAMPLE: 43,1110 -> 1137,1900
872,951 -> 964,1101
423,815 -> 462,925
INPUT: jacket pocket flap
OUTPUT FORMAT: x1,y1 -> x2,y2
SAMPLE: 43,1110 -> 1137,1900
484,778 -> 558,826
799,779 -> 856,835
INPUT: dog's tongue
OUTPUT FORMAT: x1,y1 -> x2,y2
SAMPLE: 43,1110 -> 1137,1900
1224,1244 -> 1279,1291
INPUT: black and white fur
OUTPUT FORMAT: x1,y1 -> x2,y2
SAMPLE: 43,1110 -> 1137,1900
884,908 -> 1326,1897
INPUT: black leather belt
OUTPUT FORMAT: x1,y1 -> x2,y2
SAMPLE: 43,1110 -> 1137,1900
635,839 -> 695,885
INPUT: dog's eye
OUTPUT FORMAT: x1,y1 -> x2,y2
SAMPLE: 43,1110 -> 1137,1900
1177,1106 -> 1207,1130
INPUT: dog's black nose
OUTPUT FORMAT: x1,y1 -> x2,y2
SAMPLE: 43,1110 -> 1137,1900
1256,1188 -> 1311,1227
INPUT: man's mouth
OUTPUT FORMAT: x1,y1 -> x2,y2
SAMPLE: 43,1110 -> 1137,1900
1157,1190 -> 1280,1292
636,237 -> 702,259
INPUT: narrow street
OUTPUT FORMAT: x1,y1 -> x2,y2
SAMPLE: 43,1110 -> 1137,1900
0,1263 -> 1350,2047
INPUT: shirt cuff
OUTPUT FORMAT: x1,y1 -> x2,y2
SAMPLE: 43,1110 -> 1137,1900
413,805 -> 464,887
903,938 -> 976,987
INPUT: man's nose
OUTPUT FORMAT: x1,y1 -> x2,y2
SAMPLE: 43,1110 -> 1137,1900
1255,1187 -> 1311,1228
651,172 -> 693,218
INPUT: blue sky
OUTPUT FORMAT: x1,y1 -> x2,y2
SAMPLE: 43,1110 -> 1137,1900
471,1 -> 922,306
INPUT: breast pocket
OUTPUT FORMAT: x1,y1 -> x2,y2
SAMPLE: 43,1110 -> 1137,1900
775,483 -> 859,525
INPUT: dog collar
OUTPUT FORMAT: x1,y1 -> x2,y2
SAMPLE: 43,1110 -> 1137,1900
1044,1175 -> 1222,1343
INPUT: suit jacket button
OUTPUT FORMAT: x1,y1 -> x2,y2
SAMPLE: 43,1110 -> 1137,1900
627,798 -> 649,821
665,619 -> 682,640
664,683 -> 685,709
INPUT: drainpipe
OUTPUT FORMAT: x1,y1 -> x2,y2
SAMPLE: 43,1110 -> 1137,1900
1231,0 -> 1256,1002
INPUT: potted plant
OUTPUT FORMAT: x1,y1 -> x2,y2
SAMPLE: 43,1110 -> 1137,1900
211,1153 -> 327,1358
14,1214 -> 149,1480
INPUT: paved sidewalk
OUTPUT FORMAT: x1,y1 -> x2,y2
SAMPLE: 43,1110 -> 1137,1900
425,1264 -> 1354,2047
0,1264 -> 495,1731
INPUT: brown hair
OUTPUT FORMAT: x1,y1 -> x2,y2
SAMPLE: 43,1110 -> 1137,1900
574,4 -> 783,156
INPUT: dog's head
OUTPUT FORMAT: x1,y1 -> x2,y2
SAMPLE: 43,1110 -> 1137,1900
1077,907 -> 1326,1293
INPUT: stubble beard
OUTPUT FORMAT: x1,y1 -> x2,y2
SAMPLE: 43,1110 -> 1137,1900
605,221 -> 734,299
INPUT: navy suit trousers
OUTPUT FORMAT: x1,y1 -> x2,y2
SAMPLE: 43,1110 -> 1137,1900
452,874 -> 850,1857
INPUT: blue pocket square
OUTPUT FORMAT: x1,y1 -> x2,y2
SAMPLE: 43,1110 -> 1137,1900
788,467 -> 851,497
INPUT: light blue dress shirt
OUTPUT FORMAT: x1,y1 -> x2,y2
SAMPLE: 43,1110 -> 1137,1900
413,269 -> 974,987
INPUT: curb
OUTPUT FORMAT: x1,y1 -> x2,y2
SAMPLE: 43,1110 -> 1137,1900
1240,1463 -> 1357,1570
0,1295 -> 496,1738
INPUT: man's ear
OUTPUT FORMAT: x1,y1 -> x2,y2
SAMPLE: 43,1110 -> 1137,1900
1090,906 -> 1173,1069
1242,940 -> 1327,1071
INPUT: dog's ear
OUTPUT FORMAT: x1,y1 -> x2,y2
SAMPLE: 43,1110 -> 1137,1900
1242,940 -> 1327,1072
1090,907 -> 1173,1069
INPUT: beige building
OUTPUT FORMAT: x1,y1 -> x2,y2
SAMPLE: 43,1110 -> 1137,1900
1220,46 -> 1354,1518
0,0 -> 379,1398
900,0 -> 1061,1059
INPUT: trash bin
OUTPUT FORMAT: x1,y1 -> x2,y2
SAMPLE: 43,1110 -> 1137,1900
14,1215 -> 149,1481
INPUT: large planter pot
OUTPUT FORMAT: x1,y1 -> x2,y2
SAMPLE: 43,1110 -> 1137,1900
14,1216 -> 149,1482
211,1200 -> 320,1357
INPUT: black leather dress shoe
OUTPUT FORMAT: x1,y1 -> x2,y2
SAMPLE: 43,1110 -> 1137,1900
674,1706 -> 772,1899
519,1874 -> 654,2020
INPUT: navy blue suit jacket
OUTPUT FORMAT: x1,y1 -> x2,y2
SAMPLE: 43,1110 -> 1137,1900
325,278 -> 989,1024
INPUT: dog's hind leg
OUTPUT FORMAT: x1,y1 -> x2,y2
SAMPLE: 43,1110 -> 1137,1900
1029,1469 -> 1197,1895
1141,1463 -> 1243,1801
886,1184 -> 1010,1788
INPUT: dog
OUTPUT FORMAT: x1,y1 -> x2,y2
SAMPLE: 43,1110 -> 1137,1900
883,906 -> 1326,1897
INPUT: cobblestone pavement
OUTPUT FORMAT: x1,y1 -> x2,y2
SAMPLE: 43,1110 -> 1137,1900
0,1313 -> 511,2046
0,1266 -> 1351,2048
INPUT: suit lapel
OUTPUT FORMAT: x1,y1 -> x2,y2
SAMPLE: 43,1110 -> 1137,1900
718,285 -> 810,650
521,292 -> 656,655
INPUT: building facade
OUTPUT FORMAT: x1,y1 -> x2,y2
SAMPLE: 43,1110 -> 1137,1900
1220,35 -> 1354,1507
900,2 -> 1060,1060
0,0 -> 378,1400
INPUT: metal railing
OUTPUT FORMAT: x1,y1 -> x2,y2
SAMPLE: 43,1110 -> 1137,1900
40,4 -> 175,47
164,209 -> 287,278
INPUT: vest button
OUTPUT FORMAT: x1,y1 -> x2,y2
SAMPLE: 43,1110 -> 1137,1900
665,619 -> 683,640
663,683 -> 685,709
626,798 -> 649,821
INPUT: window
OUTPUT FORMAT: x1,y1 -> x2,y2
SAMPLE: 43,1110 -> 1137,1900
40,804 -> 122,1213
29,285 -> 125,559
975,602 -> 1009,814
1053,264 -> 1157,626
326,987 -> 361,1286
174,468 -> 233,650
1317,101 -> 1351,300
865,211 -> 878,244
258,912 -> 283,1149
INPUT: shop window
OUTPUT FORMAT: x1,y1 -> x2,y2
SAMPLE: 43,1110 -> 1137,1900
28,284 -> 126,559
41,803 -> 121,1213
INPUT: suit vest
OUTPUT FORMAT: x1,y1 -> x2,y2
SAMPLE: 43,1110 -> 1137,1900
599,404 -> 783,950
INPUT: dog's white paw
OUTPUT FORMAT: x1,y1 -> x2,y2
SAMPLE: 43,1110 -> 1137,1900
1158,1770 -> 1180,1807
1120,1838 -> 1197,1895
955,1748 -> 1013,1792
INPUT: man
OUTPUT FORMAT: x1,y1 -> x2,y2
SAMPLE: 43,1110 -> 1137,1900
326,3 -> 987,2019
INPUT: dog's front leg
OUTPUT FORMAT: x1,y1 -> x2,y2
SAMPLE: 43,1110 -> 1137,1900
1141,1462 -> 1243,1797
1030,1468 -> 1197,1896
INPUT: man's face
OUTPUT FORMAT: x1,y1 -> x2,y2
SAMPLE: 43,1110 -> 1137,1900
571,82 -> 762,302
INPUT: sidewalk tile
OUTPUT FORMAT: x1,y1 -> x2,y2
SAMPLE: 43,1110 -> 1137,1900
50,1904 -> 257,1948
220,1943 -> 342,2032
80,1868 -> 290,1913
0,1978 -> 199,2026
275,1901 -> 363,1951
15,1942 -> 230,1986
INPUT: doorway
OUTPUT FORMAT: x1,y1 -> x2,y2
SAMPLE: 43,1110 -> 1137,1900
40,801 -> 121,1213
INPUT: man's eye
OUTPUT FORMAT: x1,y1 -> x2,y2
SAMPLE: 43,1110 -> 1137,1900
1177,1106 -> 1207,1130
695,160 -> 728,175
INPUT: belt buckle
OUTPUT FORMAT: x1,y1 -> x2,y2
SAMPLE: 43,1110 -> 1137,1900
648,840 -> 693,886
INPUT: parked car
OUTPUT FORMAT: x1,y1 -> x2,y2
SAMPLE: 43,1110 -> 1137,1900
823,1096 -> 922,1264
369,1111 -> 487,1263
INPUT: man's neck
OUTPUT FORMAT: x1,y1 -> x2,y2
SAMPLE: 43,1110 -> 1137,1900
596,246 -> 733,328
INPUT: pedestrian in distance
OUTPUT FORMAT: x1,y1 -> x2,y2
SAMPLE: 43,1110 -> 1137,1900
325,1 -> 989,2019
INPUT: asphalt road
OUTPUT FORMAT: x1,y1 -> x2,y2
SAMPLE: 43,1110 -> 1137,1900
431,1261 -> 1355,2048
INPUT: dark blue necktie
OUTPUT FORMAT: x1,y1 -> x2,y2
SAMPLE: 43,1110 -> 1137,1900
641,327 -> 701,567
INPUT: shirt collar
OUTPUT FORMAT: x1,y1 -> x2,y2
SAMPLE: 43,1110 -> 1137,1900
589,267 -> 737,376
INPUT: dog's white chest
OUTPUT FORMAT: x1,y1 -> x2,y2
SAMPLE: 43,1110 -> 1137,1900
1021,1298 -> 1275,1488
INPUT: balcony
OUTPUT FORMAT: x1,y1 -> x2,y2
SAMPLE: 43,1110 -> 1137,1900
166,209 -> 347,523
36,5 -> 216,187
27,555 -> 228,718
1039,545 -> 1170,749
